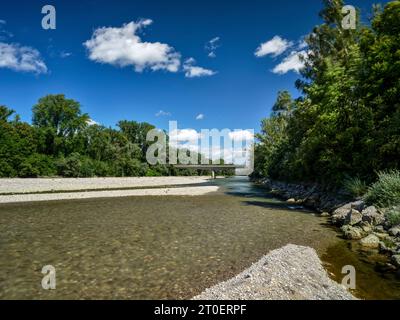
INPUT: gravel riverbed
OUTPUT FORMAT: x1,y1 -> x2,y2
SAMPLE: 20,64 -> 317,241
194,244 -> 356,300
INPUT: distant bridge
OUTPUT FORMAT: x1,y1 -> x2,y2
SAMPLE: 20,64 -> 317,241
174,164 -> 246,179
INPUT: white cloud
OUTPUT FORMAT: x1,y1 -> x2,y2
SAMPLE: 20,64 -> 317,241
170,129 -> 201,141
84,20 -> 181,73
87,119 -> 99,126
0,20 -> 13,41
0,42 -> 47,74
272,50 -> 308,75
297,39 -> 308,50
196,113 -> 204,120
228,130 -> 254,141
183,58 -> 216,78
155,110 -> 171,117
255,36 -> 293,58
60,51 -> 72,58
205,36 -> 220,58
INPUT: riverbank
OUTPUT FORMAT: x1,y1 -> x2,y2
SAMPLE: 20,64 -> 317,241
0,177 -> 219,203
194,244 -> 356,300
254,178 -> 400,270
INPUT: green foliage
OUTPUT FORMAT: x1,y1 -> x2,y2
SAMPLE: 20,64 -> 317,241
343,177 -> 368,198
365,171 -> 400,208
385,206 -> 400,227
0,93 -> 217,178
254,1 -> 400,189
19,154 -> 56,178
56,153 -> 85,177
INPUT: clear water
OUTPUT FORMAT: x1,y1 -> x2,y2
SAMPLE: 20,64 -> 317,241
0,177 -> 399,299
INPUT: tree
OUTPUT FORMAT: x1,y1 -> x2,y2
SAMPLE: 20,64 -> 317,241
118,120 -> 155,158
32,94 -> 89,156
0,106 -> 15,122
32,94 -> 89,137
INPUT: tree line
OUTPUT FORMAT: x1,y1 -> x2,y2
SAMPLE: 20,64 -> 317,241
253,0 -> 400,188
0,94 -> 233,177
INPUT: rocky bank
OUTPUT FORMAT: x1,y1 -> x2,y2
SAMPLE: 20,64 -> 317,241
255,178 -> 400,269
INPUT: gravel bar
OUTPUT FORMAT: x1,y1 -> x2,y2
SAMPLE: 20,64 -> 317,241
193,244 -> 356,300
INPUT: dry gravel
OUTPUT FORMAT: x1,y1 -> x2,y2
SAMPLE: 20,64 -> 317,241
193,244 -> 356,300
0,176 -> 211,194
0,177 -> 217,203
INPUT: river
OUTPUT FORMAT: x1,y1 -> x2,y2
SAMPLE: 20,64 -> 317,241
0,177 -> 399,299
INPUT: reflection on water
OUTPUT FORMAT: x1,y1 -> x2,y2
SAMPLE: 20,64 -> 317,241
0,176 -> 399,299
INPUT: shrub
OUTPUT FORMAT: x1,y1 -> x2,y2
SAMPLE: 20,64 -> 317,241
0,159 -> 16,177
57,153 -> 81,177
79,157 -> 95,177
343,176 -> 368,198
92,160 -> 111,177
365,170 -> 400,208
19,154 -> 56,177
385,206 -> 400,227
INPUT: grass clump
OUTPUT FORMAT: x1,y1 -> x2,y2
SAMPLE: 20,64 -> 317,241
365,170 -> 400,208
385,206 -> 400,227
343,176 -> 368,198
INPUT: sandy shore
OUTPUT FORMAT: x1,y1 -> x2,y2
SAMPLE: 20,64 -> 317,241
0,176 -> 218,203
193,244 -> 356,300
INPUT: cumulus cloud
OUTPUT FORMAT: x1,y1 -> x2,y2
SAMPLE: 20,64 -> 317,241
195,113 -> 204,120
255,36 -> 293,58
228,130 -> 254,141
272,50 -> 308,75
205,36 -> 220,58
297,39 -> 308,50
84,20 -> 181,73
87,119 -> 99,126
170,129 -> 201,141
155,110 -> 171,117
183,58 -> 216,78
0,42 -> 47,74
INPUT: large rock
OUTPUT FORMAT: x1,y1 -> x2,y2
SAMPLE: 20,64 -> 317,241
360,234 -> 380,248
359,222 -> 372,233
351,200 -> 366,212
391,255 -> 400,267
341,225 -> 364,240
362,206 -> 384,225
345,209 -> 362,226
193,244 -> 356,300
331,206 -> 351,226
389,226 -> 400,237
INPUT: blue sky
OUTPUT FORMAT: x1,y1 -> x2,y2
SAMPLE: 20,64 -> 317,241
0,0 -> 386,133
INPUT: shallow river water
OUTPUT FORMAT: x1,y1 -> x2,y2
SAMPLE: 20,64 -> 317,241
0,177 -> 399,299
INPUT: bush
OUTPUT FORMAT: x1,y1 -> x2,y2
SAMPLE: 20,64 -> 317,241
92,160 -> 111,177
79,157 -> 95,177
343,176 -> 368,198
57,153 -> 81,177
0,159 -> 16,177
385,206 -> 400,227
19,154 -> 56,177
365,170 -> 400,208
